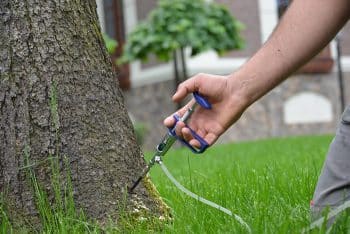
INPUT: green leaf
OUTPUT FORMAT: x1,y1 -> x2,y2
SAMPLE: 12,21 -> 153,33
120,0 -> 245,63
102,34 -> 118,54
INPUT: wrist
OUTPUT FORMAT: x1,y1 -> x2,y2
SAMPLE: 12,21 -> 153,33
226,72 -> 254,113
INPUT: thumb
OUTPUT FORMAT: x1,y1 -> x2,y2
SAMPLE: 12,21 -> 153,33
173,76 -> 198,102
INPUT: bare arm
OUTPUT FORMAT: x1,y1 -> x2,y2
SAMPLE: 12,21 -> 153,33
166,0 -> 350,146
229,0 -> 350,107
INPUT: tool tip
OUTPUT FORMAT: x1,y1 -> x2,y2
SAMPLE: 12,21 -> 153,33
127,177 -> 142,194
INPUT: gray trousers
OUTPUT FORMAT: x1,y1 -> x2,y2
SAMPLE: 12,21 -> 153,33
311,106 -> 350,219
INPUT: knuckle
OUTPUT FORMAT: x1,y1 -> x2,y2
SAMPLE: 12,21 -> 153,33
194,73 -> 206,87
178,82 -> 184,90
196,73 -> 205,78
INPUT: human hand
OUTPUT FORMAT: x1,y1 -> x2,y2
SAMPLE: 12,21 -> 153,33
164,73 -> 247,148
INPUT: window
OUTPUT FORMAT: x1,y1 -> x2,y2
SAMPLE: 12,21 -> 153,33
103,0 -> 130,90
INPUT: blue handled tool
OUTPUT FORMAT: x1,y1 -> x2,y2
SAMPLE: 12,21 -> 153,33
128,92 -> 211,193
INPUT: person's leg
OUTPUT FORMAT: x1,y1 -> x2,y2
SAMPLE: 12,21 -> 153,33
311,106 -> 350,223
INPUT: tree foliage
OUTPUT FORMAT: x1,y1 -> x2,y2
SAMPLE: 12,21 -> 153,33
119,0 -> 245,63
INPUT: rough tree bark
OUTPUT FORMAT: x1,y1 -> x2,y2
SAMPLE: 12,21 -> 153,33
0,0 -> 165,227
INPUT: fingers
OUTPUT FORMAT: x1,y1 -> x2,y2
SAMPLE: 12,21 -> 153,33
183,128 -> 217,148
164,116 -> 217,148
204,132 -> 218,146
173,75 -> 202,102
182,128 -> 201,148
163,116 -> 176,128
163,109 -> 186,129
163,99 -> 202,147
164,117 -> 200,147
182,127 -> 194,143
163,99 -> 196,127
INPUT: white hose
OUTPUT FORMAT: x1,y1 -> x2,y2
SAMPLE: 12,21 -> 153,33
303,200 -> 350,233
158,161 -> 252,233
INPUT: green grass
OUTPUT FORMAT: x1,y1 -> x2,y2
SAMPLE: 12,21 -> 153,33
2,135 -> 349,233
144,135 -> 334,233
1,152 -> 101,234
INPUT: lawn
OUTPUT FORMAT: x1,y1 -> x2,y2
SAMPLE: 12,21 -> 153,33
4,135 -> 349,233
142,135 -> 333,233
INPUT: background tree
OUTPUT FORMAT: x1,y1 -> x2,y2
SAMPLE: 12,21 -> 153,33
0,0 -> 166,229
119,0 -> 245,107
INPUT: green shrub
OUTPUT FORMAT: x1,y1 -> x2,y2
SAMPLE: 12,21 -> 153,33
119,0 -> 245,64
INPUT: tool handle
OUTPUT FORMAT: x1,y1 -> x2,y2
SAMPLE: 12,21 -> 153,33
193,91 -> 211,109
169,115 -> 209,153
168,92 -> 211,153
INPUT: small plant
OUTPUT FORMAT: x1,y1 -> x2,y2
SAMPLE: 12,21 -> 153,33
119,0 -> 245,99
119,0 -> 245,63
20,148 -> 99,233
103,33 -> 118,55
0,193 -> 12,233
133,122 -> 148,146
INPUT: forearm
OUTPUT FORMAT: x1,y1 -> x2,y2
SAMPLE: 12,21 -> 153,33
229,0 -> 350,108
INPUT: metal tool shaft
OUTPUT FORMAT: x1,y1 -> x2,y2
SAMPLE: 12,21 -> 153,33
128,103 -> 197,193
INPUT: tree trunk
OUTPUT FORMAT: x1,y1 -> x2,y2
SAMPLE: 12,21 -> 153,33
0,0 -> 166,227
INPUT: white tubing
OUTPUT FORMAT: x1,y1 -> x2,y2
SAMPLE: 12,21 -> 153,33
303,200 -> 350,233
158,161 -> 252,233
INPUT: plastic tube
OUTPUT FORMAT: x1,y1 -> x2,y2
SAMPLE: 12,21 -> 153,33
303,200 -> 350,233
159,161 -> 252,233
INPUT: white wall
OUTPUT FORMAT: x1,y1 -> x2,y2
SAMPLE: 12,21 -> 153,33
96,0 -> 105,33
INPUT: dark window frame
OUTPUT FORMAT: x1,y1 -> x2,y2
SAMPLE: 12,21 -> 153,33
103,0 -> 130,90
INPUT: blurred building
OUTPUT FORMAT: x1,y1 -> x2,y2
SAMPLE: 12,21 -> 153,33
96,0 -> 350,149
